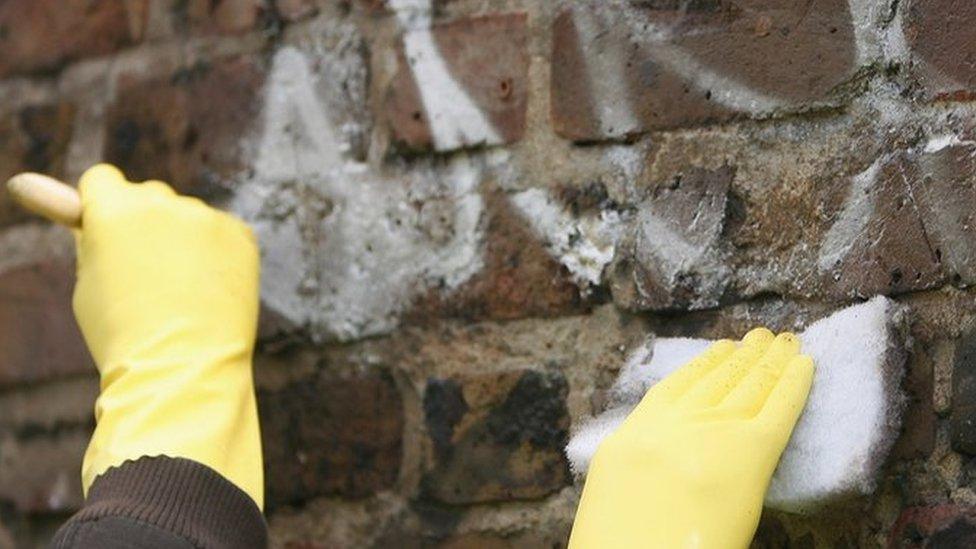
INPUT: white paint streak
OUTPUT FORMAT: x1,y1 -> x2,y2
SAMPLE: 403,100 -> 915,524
510,188 -> 623,290
846,0 -> 884,65
635,210 -> 708,276
571,9 -> 642,136
923,134 -> 976,153
231,46 -> 485,341
610,6 -> 786,114
818,157 -> 883,271
391,0 -> 502,151
645,42 -> 786,113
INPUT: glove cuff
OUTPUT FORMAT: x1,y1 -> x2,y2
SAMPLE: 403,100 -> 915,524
67,455 -> 267,548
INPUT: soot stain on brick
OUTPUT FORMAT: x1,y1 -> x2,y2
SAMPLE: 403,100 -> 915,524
411,500 -> 465,541
109,119 -> 142,167
485,371 -> 569,449
927,518 -> 976,548
423,378 -> 468,461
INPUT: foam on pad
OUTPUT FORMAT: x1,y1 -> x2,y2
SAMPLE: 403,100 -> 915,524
566,296 -> 910,512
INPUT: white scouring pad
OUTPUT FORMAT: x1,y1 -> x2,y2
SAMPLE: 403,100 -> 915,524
566,296 -> 910,512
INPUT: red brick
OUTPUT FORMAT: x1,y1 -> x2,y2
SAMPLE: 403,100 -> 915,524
421,370 -> 570,504
384,13 -> 529,152
903,0 -> 976,100
177,0 -> 270,35
889,505 -> 976,548
0,260 -> 93,387
819,154 -> 943,300
103,56 -> 266,200
356,0 -> 387,14
0,0 -> 144,78
407,190 -> 588,324
275,0 -> 317,22
258,360 -> 403,508
551,1 -> 857,140
0,103 -> 76,227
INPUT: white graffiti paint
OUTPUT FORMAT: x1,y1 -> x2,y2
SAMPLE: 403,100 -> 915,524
511,188 -> 624,290
611,3 -> 787,114
390,0 -> 503,151
230,46 -> 486,341
846,0 -> 886,65
923,134 -> 976,154
570,8 -> 643,137
818,156 -> 883,271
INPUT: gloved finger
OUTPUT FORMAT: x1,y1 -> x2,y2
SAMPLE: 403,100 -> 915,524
757,354 -> 815,444
221,212 -> 259,248
718,332 -> 800,417
636,339 -> 737,408
678,327 -> 774,408
77,164 -> 130,212
138,180 -> 178,198
713,332 -> 801,417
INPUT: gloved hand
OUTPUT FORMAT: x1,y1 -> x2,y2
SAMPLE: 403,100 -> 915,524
72,164 -> 264,509
568,328 -> 814,549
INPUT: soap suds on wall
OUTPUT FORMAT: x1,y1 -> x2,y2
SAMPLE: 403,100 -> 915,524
510,188 -> 624,292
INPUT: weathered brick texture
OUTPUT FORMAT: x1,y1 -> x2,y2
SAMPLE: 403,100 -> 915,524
0,260 -> 92,387
552,1 -> 858,140
0,103 -> 76,226
259,361 -> 403,508
903,0 -> 976,100
384,13 -> 529,152
422,370 -> 570,504
0,0 -> 144,78
4,0 -> 976,547
104,56 -> 267,199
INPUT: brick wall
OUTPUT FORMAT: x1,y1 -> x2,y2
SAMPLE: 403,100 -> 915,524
2,0 -> 976,546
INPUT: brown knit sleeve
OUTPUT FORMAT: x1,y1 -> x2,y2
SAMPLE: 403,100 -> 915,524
50,456 -> 267,549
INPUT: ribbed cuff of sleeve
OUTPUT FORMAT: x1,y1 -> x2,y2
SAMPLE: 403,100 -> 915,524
71,455 -> 267,548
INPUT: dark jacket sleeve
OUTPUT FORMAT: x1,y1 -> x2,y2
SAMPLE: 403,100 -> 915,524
50,456 -> 267,549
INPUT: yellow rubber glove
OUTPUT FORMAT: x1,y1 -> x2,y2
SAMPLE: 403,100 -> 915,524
569,328 -> 814,549
72,164 -> 264,509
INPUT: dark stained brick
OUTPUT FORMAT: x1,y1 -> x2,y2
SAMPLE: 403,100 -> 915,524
892,345 -> 936,459
103,56 -> 266,200
258,362 -> 403,508
610,165 -> 733,311
0,103 -> 76,227
0,0 -> 144,78
551,1 -> 857,140
889,505 -> 976,548
174,0 -> 272,35
0,260 -> 94,387
384,13 -> 529,152
951,328 -> 976,455
421,370 -> 570,504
